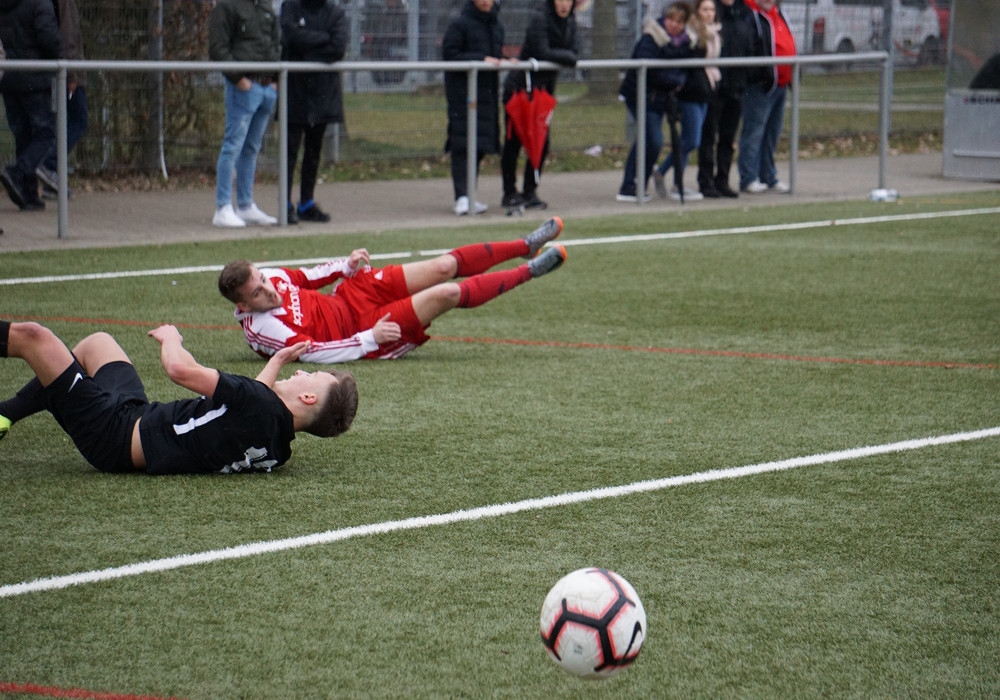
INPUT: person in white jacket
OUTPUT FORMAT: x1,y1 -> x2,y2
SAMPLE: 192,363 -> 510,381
218,218 -> 566,363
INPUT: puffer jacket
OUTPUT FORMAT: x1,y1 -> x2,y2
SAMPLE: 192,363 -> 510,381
442,0 -> 505,154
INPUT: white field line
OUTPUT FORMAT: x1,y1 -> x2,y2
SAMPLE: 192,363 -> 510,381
2,207 -> 998,287
2,426 -> 998,599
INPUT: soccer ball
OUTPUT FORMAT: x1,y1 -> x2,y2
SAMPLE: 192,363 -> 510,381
539,567 -> 647,680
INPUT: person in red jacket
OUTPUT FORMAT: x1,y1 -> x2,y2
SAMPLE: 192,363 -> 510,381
737,0 -> 795,195
218,217 -> 566,363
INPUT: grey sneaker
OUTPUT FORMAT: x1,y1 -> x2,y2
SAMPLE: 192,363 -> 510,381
523,216 -> 563,258
527,245 -> 566,278
35,166 -> 59,191
652,169 -> 668,199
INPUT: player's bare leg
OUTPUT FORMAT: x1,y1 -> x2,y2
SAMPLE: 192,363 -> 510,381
71,332 -> 134,376
1,321 -> 77,386
0,326 -> 134,442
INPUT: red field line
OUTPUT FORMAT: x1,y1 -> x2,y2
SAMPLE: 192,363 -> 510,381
0,681 -> 183,700
9,315 -> 997,371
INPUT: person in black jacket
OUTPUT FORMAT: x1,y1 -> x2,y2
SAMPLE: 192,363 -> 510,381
0,0 -> 61,212
697,0 -> 754,198
500,0 -> 578,211
442,0 -> 510,216
617,2 -> 693,202
281,0 -> 349,224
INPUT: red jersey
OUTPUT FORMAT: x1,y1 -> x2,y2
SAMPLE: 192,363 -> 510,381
234,260 -> 428,363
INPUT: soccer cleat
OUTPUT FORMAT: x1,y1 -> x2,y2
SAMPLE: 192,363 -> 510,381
213,204 -> 247,228
523,216 -> 563,258
237,203 -> 278,226
527,245 -> 566,278
0,415 -> 10,442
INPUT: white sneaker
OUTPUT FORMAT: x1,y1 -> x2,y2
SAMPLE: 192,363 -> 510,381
615,192 -> 653,203
237,203 -> 277,226
669,186 -> 704,202
741,180 -> 768,194
472,200 -> 488,215
454,196 -> 470,216
213,204 -> 246,228
769,180 -> 791,194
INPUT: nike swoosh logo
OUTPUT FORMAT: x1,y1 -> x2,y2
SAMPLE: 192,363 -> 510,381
69,373 -> 83,392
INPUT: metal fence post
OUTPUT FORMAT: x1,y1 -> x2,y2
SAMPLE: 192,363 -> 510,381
466,66 -> 478,210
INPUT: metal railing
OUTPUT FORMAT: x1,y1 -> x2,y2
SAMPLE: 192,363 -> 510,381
1,51 -> 891,239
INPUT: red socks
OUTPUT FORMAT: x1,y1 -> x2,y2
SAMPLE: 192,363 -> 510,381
449,240 -> 529,277
457,266 -> 532,308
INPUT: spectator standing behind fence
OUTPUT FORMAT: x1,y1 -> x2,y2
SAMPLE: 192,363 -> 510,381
208,0 -> 281,228
36,0 -> 88,201
737,0 -> 794,195
280,0 -> 348,225
616,2 -> 692,203
499,0 -> 578,212
652,0 -> 721,202
696,0 -> 753,199
442,0 -> 510,217
0,0 -> 61,212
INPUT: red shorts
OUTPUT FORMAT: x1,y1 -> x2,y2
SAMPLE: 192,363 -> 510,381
334,265 -> 431,354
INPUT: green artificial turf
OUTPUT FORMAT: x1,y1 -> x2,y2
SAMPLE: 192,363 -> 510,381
1,191 -> 998,699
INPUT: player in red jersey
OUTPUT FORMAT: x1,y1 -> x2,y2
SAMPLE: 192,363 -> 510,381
218,217 -> 567,364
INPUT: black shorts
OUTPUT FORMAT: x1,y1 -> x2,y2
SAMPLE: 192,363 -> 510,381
44,360 -> 150,473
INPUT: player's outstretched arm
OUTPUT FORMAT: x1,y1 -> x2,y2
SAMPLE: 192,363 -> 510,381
255,340 -> 310,388
148,325 -> 220,397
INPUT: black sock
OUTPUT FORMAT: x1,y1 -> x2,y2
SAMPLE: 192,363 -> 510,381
0,320 -> 9,358
0,378 -> 46,423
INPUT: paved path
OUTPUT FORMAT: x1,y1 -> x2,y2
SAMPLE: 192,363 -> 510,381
0,152 -> 996,253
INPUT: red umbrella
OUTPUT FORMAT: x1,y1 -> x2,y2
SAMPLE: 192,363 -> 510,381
504,72 -> 557,183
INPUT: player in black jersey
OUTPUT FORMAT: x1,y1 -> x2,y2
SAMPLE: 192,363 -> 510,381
0,319 -> 358,474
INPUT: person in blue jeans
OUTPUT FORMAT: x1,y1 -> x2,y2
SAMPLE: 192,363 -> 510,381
653,0 -> 721,201
617,2 -> 692,203
0,0 -> 61,212
36,0 -> 88,200
208,0 -> 281,228
737,0 -> 795,194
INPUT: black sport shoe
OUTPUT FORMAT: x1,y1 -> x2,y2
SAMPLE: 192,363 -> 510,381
298,203 -> 331,223
501,192 -> 524,209
523,216 -> 563,258
521,191 -> 547,209
0,167 -> 27,209
527,245 -> 566,278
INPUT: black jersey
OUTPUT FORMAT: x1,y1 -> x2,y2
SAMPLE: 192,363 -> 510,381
138,372 -> 295,475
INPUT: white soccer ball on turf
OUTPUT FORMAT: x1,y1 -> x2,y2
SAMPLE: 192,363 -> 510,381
539,567 -> 647,679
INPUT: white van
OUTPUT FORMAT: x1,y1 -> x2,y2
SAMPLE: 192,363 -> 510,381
781,0 -> 943,65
